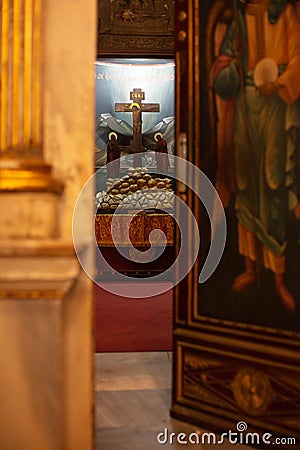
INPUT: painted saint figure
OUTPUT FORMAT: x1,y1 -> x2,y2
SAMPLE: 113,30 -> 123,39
212,0 -> 300,312
154,133 -> 169,174
106,132 -> 121,178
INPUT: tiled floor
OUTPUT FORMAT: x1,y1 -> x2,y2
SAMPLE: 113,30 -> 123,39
95,352 -> 254,449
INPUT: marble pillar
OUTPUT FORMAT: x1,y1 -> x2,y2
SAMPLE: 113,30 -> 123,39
0,0 -> 97,449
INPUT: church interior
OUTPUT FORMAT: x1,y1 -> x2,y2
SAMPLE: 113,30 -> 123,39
1,0 -> 300,449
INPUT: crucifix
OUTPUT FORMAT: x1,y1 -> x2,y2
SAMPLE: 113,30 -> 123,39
115,88 -> 160,167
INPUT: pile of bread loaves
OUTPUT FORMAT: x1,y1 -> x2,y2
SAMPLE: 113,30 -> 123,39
96,167 -> 174,212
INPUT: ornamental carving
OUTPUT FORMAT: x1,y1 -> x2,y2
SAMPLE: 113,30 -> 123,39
231,368 -> 273,416
99,0 -> 174,34
97,35 -> 174,54
98,0 -> 174,54
182,348 -> 300,430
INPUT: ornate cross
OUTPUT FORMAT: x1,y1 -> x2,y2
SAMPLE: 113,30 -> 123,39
115,88 -> 160,166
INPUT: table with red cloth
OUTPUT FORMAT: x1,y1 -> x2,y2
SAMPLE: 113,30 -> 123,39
95,212 -> 175,277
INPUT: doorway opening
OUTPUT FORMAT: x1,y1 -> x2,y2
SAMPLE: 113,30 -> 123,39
93,58 -> 175,352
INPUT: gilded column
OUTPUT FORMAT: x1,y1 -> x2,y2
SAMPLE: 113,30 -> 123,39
1,0 -> 42,152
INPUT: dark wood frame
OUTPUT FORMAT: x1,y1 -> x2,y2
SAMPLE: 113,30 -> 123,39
172,0 -> 300,443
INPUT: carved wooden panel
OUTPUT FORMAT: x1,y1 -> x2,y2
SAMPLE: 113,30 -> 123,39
173,343 -> 300,440
98,0 -> 175,55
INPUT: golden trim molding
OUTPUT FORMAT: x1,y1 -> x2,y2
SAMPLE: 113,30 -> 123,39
0,290 -> 64,300
0,155 -> 64,194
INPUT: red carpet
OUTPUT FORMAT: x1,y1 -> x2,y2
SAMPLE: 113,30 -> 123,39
94,282 -> 173,352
